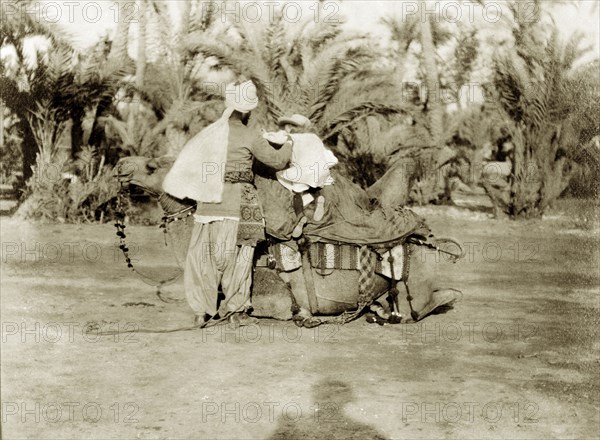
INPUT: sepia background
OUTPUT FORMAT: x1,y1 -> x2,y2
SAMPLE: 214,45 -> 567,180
1,1 -> 599,439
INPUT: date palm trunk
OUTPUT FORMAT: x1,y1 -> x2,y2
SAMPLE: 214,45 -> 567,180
88,1 -> 132,152
70,108 -> 84,159
180,0 -> 192,37
109,0 -> 132,63
18,118 -> 37,182
129,0 -> 147,133
420,1 -> 444,148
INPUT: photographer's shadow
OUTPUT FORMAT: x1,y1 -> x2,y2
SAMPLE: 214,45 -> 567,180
269,378 -> 387,440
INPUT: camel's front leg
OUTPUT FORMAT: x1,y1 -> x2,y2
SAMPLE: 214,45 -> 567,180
394,244 -> 462,322
278,269 -> 321,328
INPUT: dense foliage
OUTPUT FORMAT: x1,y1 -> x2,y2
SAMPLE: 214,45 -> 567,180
1,0 -> 598,221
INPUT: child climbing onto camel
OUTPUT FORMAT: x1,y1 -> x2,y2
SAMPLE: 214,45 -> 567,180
262,114 -> 338,237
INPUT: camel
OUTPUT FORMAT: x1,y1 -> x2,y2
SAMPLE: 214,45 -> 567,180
115,155 -> 462,326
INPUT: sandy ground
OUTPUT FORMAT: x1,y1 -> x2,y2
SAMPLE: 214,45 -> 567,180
1,209 -> 599,439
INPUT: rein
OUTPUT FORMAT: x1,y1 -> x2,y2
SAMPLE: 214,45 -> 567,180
112,178 -> 465,332
114,183 -> 194,303
86,306 -> 247,336
102,184 -> 251,335
406,236 -> 464,262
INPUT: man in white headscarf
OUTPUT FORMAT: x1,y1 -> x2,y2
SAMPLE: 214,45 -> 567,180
163,80 -> 293,326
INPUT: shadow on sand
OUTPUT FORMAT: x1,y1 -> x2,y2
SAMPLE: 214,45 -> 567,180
268,378 -> 387,440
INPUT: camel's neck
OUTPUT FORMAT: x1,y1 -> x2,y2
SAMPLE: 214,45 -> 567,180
157,192 -> 196,216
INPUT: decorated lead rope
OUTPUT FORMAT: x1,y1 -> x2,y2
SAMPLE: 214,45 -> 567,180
114,183 -> 183,303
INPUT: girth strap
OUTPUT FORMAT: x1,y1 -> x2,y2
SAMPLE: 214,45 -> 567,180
358,245 -> 377,298
301,252 -> 319,314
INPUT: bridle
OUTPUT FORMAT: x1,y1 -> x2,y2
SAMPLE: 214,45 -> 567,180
111,176 -> 465,332
114,182 -> 193,303
98,182 -> 243,336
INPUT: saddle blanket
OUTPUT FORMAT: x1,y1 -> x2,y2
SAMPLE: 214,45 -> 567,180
257,241 -> 408,280
309,242 -> 408,280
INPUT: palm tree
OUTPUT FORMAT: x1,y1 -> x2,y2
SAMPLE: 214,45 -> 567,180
183,4 -> 407,184
109,0 -> 132,63
382,1 -> 455,148
98,0 -> 223,157
129,0 -> 147,130
489,1 -> 598,217
86,0 -> 136,151
1,0 -> 132,185
380,15 -> 418,84
0,0 -> 73,181
419,0 -> 443,147
380,9 -> 477,205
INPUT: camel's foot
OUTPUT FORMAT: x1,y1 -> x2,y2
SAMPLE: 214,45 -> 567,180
292,308 -> 322,328
365,311 -> 402,325
193,314 -> 210,327
228,312 -> 259,328
370,303 -> 391,320
407,288 -> 462,323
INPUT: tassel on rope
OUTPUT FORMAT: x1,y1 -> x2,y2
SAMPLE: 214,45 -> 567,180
114,183 -> 183,303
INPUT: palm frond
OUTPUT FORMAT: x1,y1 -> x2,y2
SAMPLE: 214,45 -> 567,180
309,46 -> 376,123
264,14 -> 287,83
307,19 -> 346,52
380,16 -> 418,52
321,102 -> 406,142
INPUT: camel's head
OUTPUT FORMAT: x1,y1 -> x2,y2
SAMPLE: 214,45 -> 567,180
114,156 -> 175,196
115,155 -> 196,216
